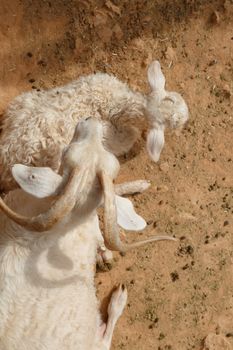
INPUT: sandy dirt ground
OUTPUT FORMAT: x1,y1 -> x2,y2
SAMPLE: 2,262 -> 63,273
0,1 -> 233,349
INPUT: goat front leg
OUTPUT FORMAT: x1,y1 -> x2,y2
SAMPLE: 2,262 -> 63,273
98,284 -> 128,350
96,180 -> 150,271
96,245 -> 113,271
95,215 -> 113,271
114,180 -> 150,196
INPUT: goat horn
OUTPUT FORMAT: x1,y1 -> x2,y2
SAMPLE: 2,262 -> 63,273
99,171 -> 177,252
0,166 -> 92,232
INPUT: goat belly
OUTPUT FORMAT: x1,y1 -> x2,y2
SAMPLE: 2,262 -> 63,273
0,280 -> 99,350
0,214 -> 100,350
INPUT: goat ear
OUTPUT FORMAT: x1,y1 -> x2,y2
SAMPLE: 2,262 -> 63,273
146,127 -> 165,162
12,164 -> 62,198
147,61 -> 166,93
115,195 -> 146,231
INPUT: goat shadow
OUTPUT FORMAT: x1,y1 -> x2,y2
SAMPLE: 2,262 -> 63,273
24,239 -> 87,289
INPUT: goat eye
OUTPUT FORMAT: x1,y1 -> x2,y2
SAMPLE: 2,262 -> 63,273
29,174 -> 36,180
163,97 -> 174,104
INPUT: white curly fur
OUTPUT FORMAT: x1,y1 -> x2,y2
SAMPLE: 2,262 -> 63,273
0,61 -> 188,191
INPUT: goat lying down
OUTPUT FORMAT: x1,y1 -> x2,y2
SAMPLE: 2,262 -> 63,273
0,60 -> 189,191
0,118 -> 175,350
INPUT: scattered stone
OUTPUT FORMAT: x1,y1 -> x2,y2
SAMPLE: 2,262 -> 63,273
170,271 -> 179,282
37,59 -> 47,67
96,26 -> 112,43
203,333 -> 231,350
159,162 -> 169,173
178,244 -> 194,256
126,266 -> 133,271
158,332 -> 165,340
208,59 -> 218,66
179,212 -> 197,221
224,0 -> 233,14
132,37 -> 145,52
120,251 -> 126,257
222,84 -> 231,99
147,220 -> 153,225
141,51 -> 153,68
210,11 -> 220,25
142,15 -> 152,24
66,32 -> 75,50
105,0 -> 121,15
226,333 -> 233,338
92,12 -> 108,27
97,261 -> 113,272
112,24 -> 123,40
157,185 -> 169,192
165,46 -> 177,63
75,37 -> 83,54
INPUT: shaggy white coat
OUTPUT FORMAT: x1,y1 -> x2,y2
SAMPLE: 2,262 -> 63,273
0,62 -> 189,191
0,73 -> 146,190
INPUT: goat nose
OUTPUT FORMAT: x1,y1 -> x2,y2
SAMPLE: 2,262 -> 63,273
85,117 -> 92,121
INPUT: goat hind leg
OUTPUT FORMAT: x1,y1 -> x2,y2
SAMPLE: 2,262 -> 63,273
96,246 -> 113,271
97,180 -> 151,270
99,284 -> 128,350
114,180 -> 150,196
95,215 -> 113,270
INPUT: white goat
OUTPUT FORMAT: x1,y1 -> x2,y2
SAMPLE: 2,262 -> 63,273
0,61 -> 188,191
0,118 -> 175,350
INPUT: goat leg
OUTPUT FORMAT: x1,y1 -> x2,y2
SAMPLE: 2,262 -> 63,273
114,180 -> 150,196
95,215 -> 113,271
99,284 -> 127,350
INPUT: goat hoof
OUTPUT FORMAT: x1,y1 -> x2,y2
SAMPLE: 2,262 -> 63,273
97,248 -> 114,272
107,284 -> 128,318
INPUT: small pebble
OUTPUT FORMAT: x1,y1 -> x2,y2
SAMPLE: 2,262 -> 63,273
170,271 -> 179,282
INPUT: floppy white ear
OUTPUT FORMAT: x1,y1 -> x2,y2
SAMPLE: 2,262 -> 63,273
146,127 -> 165,162
115,195 -> 147,231
12,164 -> 62,198
147,60 -> 166,93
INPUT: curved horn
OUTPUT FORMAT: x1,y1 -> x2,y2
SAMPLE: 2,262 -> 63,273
98,171 -> 176,252
0,166 -> 92,232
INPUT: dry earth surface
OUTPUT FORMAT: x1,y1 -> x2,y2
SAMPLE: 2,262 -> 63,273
0,1 -> 233,349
